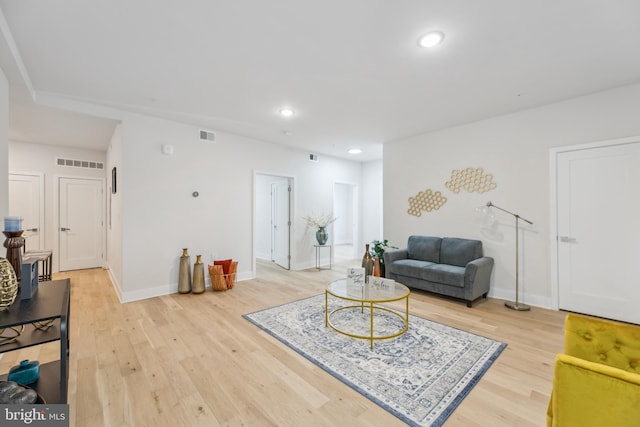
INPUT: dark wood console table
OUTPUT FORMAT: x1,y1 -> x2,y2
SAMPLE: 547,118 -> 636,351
0,279 -> 70,403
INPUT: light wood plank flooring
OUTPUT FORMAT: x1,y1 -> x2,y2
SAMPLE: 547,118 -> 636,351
0,259 -> 566,426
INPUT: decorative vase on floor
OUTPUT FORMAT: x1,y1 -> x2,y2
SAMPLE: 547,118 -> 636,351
373,257 -> 381,277
0,257 -> 18,311
178,248 -> 192,294
192,255 -> 205,294
316,227 -> 328,245
361,244 -> 373,282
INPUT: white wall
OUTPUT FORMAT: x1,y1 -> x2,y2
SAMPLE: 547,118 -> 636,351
361,159 -> 383,247
384,82 -> 640,308
2,96 -> 381,301
333,183 -> 353,245
8,141 -> 107,268
117,112 -> 367,301
106,123 -> 123,294
0,68 -> 7,218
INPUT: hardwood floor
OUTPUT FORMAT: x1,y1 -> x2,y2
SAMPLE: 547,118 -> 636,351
0,260 -> 566,426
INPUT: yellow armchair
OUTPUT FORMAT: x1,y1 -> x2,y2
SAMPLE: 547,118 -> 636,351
547,313 -> 640,427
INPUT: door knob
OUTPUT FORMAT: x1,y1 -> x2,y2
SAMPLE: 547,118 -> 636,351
559,236 -> 577,243
26,228 -> 38,232
61,227 -> 71,231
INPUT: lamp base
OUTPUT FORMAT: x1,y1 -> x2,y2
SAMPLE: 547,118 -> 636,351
505,301 -> 531,311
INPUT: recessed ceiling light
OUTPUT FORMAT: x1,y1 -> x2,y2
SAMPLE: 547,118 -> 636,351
279,108 -> 295,118
418,31 -> 444,48
348,148 -> 362,154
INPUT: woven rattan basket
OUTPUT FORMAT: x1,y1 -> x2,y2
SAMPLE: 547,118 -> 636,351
208,261 -> 237,291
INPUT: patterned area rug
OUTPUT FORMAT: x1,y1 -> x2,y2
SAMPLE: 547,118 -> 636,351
244,294 -> 506,426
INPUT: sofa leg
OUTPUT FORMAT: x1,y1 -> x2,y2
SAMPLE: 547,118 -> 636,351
482,293 -> 488,299
466,300 -> 473,308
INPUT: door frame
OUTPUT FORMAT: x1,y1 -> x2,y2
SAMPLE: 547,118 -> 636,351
270,178 -> 292,270
549,135 -> 640,310
8,171 -> 45,251
253,171 -> 296,277
55,174 -> 107,272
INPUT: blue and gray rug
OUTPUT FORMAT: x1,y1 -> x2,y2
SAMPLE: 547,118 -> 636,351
244,294 -> 506,426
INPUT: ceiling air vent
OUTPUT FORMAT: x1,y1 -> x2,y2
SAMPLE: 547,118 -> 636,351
199,129 -> 215,142
309,153 -> 319,162
56,158 -> 104,169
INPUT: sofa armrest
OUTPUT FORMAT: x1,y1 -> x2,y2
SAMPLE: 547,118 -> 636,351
547,353 -> 640,427
464,256 -> 494,289
383,248 -> 408,265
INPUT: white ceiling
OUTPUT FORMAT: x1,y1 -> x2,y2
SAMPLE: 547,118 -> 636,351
1,1 -> 640,162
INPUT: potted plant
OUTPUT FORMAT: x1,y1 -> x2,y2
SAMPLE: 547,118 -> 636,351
370,239 -> 397,277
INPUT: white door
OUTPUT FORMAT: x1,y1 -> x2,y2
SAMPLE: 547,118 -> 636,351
557,141 -> 640,324
8,173 -> 45,251
271,179 -> 290,270
59,177 -> 104,271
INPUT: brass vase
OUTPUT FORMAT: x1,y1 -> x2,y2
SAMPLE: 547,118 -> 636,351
373,257 -> 381,277
361,244 -> 374,282
192,255 -> 205,294
0,257 -> 18,311
178,248 -> 192,294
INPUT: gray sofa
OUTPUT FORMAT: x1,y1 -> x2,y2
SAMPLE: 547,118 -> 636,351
384,235 -> 494,307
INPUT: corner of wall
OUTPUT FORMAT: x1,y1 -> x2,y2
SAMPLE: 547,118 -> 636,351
0,66 -> 8,218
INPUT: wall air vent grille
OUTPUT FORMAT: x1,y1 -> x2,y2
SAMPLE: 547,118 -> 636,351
199,129 -> 216,142
56,158 -> 104,169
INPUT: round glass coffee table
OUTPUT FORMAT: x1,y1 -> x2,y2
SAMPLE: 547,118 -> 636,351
325,278 -> 410,348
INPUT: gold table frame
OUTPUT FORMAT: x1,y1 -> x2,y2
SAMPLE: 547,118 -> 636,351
325,278 -> 410,348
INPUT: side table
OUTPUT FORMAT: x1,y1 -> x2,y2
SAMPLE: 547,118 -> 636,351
0,279 -> 70,403
314,244 -> 332,270
24,250 -> 53,281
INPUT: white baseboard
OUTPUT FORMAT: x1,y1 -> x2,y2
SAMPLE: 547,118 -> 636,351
488,288 -> 553,310
106,265 -> 123,303
116,269 -> 254,303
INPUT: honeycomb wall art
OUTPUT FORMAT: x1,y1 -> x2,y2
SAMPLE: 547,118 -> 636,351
445,167 -> 497,194
407,189 -> 447,217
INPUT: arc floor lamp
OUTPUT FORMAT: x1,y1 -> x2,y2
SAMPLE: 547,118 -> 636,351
486,201 -> 533,311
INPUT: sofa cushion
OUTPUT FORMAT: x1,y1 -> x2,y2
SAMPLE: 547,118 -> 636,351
423,264 -> 466,288
440,238 -> 483,267
407,235 -> 442,263
388,259 -> 436,278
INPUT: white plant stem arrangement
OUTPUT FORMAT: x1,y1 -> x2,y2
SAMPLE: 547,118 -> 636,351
303,212 -> 338,228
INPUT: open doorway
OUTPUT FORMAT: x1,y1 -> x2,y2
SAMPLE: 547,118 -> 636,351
333,182 -> 358,262
255,173 -> 293,271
